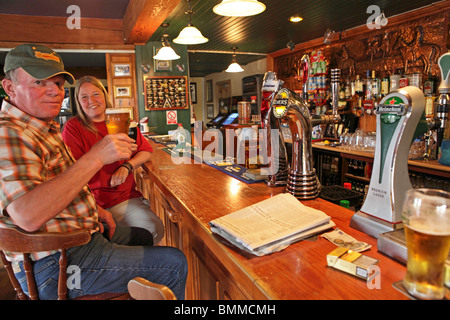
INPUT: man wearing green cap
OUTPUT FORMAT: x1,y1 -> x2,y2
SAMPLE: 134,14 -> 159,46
0,44 -> 187,299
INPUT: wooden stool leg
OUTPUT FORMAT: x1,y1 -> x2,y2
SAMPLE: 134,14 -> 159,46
23,253 -> 38,300
0,251 -> 28,300
58,249 -> 68,300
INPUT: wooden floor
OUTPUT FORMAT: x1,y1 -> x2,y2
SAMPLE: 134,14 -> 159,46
0,261 -> 18,300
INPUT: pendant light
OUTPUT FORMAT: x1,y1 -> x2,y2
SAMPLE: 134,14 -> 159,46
173,0 -> 208,45
213,0 -> 266,17
153,23 -> 180,61
225,47 -> 244,73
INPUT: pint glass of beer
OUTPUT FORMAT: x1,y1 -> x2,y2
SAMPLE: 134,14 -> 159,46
105,108 -> 131,134
402,188 -> 450,300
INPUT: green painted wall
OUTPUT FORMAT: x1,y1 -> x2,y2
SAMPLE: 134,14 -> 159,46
135,42 -> 190,135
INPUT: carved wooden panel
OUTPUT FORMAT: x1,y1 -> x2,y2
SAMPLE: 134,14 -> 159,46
274,11 -> 448,91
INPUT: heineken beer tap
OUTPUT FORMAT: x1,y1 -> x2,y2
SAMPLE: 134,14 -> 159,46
350,86 -> 428,238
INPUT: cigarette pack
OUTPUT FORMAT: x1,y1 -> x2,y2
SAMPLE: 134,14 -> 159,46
327,247 -> 379,279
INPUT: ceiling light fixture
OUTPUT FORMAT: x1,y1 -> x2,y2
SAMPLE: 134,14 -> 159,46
225,47 -> 244,73
153,23 -> 180,61
174,0 -> 209,45
289,15 -> 303,23
213,0 -> 266,17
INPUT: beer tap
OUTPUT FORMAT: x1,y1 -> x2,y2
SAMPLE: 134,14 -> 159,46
263,64 -> 341,200
260,71 -> 289,187
300,54 -> 310,102
423,117 -> 441,159
436,53 -> 450,154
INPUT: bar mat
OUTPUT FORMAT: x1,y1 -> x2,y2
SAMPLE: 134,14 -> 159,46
204,160 -> 266,184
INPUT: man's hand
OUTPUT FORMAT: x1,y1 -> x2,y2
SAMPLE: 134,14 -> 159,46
97,206 -> 116,239
89,134 -> 135,166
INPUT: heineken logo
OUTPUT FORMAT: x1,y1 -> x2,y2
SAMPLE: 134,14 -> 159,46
376,97 -> 406,115
377,105 -> 405,114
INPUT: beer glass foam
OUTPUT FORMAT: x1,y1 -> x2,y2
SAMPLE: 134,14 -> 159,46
105,108 -> 131,135
402,188 -> 450,300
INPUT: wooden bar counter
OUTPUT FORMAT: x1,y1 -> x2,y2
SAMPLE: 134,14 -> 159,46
135,139 -> 408,300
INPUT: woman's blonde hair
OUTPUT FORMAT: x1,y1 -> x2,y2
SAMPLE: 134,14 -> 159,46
74,75 -> 113,133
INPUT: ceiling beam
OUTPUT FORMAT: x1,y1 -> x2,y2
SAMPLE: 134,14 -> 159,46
123,0 -> 182,45
0,14 -> 125,47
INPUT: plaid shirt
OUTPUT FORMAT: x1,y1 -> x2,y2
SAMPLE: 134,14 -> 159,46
0,100 -> 99,262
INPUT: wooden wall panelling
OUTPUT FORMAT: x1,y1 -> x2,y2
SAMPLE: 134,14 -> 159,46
106,53 -> 139,120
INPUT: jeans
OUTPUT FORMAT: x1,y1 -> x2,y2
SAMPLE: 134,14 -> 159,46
15,225 -> 188,300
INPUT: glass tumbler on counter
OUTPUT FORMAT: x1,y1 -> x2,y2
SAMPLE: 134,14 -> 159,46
354,129 -> 364,150
402,188 -> 450,300
363,132 -> 376,152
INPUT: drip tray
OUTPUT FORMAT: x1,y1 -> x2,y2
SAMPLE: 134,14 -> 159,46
378,229 -> 450,265
377,229 -> 407,264
319,185 -> 364,208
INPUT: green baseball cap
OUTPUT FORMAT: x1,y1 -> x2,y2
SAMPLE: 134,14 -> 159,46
4,44 -> 75,84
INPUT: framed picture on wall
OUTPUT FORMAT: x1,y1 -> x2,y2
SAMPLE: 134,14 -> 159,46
144,76 -> 188,110
153,47 -> 172,72
113,64 -> 131,77
207,104 -> 214,119
190,82 -> 197,104
206,80 -> 213,102
114,85 -> 132,98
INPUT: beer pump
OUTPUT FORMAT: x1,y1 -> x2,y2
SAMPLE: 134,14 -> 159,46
260,71 -> 290,187
436,53 -> 450,155
262,59 -> 340,199
350,86 -> 428,238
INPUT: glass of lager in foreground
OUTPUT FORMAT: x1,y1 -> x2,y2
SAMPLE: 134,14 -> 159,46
402,188 -> 450,300
105,108 -> 131,135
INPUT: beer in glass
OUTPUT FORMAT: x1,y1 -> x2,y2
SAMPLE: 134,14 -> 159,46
402,188 -> 450,300
105,108 -> 131,134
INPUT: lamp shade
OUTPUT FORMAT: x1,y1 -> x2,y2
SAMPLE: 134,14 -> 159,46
173,25 -> 209,45
153,46 -> 180,60
213,0 -> 266,17
225,62 -> 244,73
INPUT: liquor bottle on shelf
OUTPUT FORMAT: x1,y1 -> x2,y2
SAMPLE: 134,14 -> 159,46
351,77 -> 356,98
345,78 -> 351,100
354,75 -> 364,116
399,69 -> 409,88
381,72 -> 390,98
355,75 -> 364,97
347,159 -> 354,175
390,68 -> 400,92
423,73 -> 436,97
371,70 -> 381,102
364,70 -> 373,101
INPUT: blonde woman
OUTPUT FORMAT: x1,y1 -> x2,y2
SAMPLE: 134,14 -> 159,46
62,76 -> 163,245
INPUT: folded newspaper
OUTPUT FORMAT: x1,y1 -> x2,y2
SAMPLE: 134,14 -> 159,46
209,193 -> 335,256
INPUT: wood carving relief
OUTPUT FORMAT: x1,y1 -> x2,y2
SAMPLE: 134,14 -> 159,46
274,11 -> 448,91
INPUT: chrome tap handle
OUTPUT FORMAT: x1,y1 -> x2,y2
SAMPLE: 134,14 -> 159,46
331,69 -> 341,117
300,54 -> 310,101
